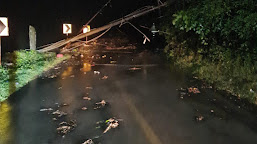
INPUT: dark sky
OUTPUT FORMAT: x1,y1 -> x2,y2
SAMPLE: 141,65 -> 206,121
0,0 -> 159,52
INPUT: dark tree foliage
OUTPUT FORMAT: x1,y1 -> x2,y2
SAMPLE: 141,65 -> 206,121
162,0 -> 257,54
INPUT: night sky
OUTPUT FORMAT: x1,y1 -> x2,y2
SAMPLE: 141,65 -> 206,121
0,0 -> 160,53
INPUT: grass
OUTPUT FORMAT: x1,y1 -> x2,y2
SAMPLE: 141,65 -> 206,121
0,50 -> 69,102
165,46 -> 257,104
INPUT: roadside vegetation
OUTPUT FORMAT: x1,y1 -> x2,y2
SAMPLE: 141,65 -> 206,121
0,50 -> 68,102
162,0 -> 257,103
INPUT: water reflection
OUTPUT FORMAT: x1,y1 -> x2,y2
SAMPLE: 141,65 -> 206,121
61,66 -> 73,78
81,63 -> 92,72
0,101 -> 13,144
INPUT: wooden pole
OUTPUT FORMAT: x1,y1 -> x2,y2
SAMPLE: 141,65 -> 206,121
38,2 -> 167,52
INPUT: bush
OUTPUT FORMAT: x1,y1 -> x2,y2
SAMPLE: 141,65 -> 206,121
0,50 -> 68,102
163,0 -> 257,52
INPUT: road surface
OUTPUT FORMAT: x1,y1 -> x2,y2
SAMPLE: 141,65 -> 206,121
1,42 -> 257,144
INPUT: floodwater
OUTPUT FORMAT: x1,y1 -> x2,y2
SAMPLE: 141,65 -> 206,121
1,44 -> 257,144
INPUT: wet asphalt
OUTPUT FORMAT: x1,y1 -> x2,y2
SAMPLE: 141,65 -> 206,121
1,44 -> 257,144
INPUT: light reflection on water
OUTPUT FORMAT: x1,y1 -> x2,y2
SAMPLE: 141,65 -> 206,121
81,63 -> 92,72
0,101 -> 13,144
61,66 -> 73,78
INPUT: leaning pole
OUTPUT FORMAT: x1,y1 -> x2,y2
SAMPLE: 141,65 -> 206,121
38,2 -> 167,52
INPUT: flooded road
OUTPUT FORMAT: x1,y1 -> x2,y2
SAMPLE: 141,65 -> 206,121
1,43 -> 257,144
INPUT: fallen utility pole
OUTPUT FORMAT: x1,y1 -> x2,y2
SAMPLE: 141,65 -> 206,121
38,2 -> 167,52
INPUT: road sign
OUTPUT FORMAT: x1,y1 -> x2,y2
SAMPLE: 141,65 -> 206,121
63,24 -> 72,34
83,25 -> 91,33
0,17 -> 9,36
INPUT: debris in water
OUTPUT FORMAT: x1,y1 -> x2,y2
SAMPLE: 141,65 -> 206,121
96,100 -> 106,106
210,110 -> 214,113
58,87 -> 62,90
57,126 -> 71,135
180,92 -> 187,95
103,118 -> 121,134
188,87 -> 201,94
57,120 -> 77,136
94,71 -> 100,75
129,67 -> 141,71
196,116 -> 204,121
81,107 -> 88,111
83,97 -> 91,101
52,110 -> 67,117
53,118 -> 58,121
49,75 -> 57,79
86,87 -> 93,90
82,139 -> 94,144
61,103 -> 69,107
110,61 -> 117,64
179,88 -> 186,91
70,75 -> 75,78
94,100 -> 107,109
40,108 -> 53,112
102,55 -> 107,58
101,76 -> 108,80
59,121 -> 68,125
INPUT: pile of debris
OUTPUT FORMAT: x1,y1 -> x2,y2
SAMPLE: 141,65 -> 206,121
103,117 -> 121,133
177,87 -> 201,99
57,120 -> 77,136
94,100 -> 107,110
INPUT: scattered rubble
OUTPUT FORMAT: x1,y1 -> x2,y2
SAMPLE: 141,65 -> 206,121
56,120 -> 77,136
196,116 -> 204,122
40,108 -> 53,112
103,118 -> 121,134
81,107 -> 88,111
86,87 -> 93,90
96,100 -> 106,106
94,71 -> 101,75
94,100 -> 107,110
188,87 -> 201,94
52,110 -> 67,117
82,139 -> 94,144
83,97 -> 92,101
61,103 -> 69,107
101,76 -> 108,80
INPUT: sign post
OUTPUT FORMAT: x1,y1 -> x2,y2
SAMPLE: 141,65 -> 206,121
0,17 -> 9,66
63,24 -> 72,37
83,25 -> 90,44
